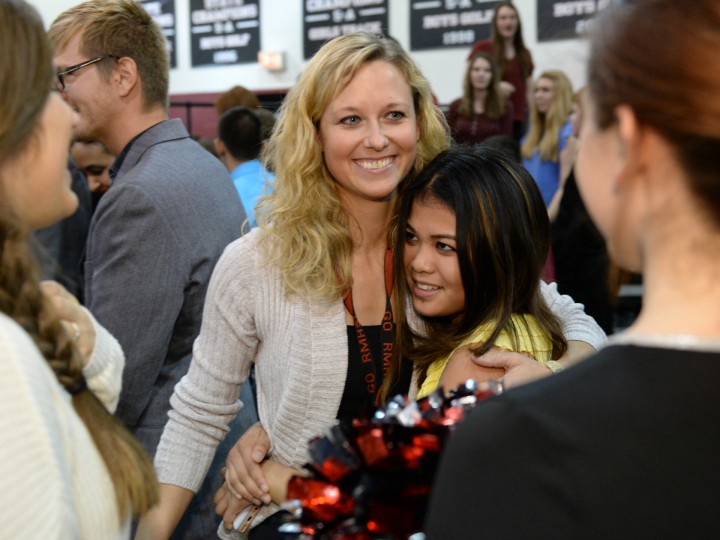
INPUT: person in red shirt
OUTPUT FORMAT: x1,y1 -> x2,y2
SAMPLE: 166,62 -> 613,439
445,51 -> 514,146
468,1 -> 534,140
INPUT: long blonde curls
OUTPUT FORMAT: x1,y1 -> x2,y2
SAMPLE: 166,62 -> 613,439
256,32 -> 450,302
521,70 -> 573,161
0,0 -> 157,520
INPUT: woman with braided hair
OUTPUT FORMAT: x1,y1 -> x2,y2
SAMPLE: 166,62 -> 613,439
0,0 -> 157,537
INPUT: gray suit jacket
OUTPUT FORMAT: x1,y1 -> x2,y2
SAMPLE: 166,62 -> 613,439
84,119 -> 245,456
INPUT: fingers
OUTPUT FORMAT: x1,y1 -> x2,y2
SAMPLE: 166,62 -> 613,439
471,347 -> 532,369
214,484 -> 229,516
215,486 -> 251,530
499,81 -> 516,97
225,447 -> 270,505
41,280 -> 79,312
501,362 -> 552,389
474,348 -> 552,389
251,425 -> 271,463
41,280 -> 96,364
221,423 -> 273,506
223,496 -> 251,530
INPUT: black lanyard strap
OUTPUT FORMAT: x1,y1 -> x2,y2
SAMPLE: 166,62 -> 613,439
343,250 -> 394,402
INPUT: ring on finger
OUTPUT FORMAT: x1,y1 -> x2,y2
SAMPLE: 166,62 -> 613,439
70,322 -> 80,342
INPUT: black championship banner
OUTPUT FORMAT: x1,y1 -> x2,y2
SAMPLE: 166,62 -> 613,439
410,0 -> 500,51
303,0 -> 389,60
190,0 -> 260,66
137,0 -> 177,68
537,0 -> 610,42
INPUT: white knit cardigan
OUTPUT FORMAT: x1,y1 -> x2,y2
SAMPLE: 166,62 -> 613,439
155,229 -> 606,525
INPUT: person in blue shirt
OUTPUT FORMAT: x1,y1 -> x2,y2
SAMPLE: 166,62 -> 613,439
215,107 -> 275,228
521,70 -> 573,207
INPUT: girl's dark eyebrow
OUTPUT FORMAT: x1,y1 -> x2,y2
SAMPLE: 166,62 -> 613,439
430,234 -> 456,241
405,222 -> 456,241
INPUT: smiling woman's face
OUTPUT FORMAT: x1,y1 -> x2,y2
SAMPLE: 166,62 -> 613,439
317,60 -> 419,205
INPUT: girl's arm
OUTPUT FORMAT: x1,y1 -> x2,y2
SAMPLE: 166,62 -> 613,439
548,121 -> 576,218
149,236 -> 261,537
540,280 -> 607,350
135,485 -> 195,540
548,136 -> 578,222
438,346 -> 506,393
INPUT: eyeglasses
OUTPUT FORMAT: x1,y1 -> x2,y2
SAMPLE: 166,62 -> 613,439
56,55 -> 116,92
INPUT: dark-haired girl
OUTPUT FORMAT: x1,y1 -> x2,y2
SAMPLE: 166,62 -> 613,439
382,146 -> 567,400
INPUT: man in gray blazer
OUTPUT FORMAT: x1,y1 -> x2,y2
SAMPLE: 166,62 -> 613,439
50,3 -> 260,537
50,0 -> 257,472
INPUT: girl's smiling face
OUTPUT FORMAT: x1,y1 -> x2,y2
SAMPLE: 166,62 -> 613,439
404,197 -> 465,318
495,5 -> 519,40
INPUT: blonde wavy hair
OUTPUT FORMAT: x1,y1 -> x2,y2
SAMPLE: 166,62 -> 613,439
521,70 -> 573,161
256,32 -> 450,302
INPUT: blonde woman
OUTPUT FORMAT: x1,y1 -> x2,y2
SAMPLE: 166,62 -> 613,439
141,33 -> 605,539
521,70 -> 574,207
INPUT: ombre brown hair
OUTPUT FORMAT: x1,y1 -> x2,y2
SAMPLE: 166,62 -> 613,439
381,147 -> 566,401
588,0 -> 720,223
0,0 -> 157,520
49,0 -> 169,111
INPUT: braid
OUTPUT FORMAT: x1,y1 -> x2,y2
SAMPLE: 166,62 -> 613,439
0,201 -> 157,519
0,202 -> 82,386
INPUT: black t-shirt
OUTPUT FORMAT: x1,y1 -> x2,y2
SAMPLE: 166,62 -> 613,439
426,345 -> 720,538
337,325 -> 412,420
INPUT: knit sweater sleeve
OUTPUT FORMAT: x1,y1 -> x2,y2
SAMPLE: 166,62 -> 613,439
81,307 -> 125,413
154,233 -> 260,491
0,314 -> 77,538
540,280 -> 607,349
